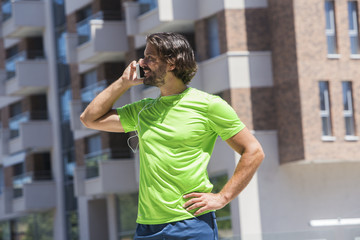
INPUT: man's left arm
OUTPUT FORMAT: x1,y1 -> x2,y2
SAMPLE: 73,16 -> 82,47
183,127 -> 265,216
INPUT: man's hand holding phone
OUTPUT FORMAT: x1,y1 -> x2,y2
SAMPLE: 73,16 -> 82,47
119,61 -> 144,88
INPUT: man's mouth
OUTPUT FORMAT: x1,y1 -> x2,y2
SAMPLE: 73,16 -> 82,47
143,68 -> 151,76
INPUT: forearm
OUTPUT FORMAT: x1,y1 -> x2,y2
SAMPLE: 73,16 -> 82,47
80,78 -> 129,126
219,147 -> 264,204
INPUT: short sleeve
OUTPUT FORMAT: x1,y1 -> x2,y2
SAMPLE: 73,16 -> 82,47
207,97 -> 245,140
116,99 -> 150,133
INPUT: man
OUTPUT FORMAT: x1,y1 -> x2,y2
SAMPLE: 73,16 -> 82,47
80,32 -> 264,239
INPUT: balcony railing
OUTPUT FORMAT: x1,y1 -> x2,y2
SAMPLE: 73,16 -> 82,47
12,170 -> 52,198
9,110 -> 48,139
5,51 -> 26,80
9,111 -> 29,139
85,148 -> 111,179
77,11 -> 122,46
81,80 -> 107,109
5,50 -> 46,80
1,0 -> 12,22
85,148 -> 131,179
138,0 -> 158,15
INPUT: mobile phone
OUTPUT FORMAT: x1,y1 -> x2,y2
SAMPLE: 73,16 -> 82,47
136,64 -> 145,79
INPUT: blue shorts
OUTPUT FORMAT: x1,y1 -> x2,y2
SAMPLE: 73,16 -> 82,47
134,212 -> 218,240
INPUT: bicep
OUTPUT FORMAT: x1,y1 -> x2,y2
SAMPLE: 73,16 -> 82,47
83,109 -> 125,132
225,127 -> 262,155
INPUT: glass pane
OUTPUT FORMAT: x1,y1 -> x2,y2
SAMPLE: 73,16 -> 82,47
87,135 -> 101,153
1,0 -> 12,22
81,80 -> 106,104
326,35 -> 337,54
83,70 -> 97,87
60,88 -> 72,122
342,82 -> 352,110
350,35 -> 360,54
345,116 -> 355,136
322,116 -> 332,136
57,30 -> 67,64
348,1 -> 357,30
319,82 -> 328,111
138,0 -> 158,15
325,1 -> 334,30
207,16 -> 220,58
5,52 -> 26,80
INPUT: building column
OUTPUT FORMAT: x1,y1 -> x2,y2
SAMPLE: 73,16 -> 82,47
235,152 -> 263,240
78,197 -> 90,240
107,194 -> 118,240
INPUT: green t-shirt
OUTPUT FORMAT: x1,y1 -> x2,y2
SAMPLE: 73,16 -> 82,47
116,87 -> 245,224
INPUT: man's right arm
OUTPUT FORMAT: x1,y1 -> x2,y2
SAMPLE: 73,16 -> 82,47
80,61 -> 142,132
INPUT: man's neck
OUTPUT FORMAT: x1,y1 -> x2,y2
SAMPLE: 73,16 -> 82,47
159,76 -> 188,96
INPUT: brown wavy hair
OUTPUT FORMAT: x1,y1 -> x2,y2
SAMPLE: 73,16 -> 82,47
146,32 -> 198,85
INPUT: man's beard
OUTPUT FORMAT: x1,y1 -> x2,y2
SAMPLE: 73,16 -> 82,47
143,64 -> 167,87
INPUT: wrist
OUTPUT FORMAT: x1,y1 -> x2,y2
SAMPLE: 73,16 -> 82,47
116,77 -> 132,90
218,192 -> 231,206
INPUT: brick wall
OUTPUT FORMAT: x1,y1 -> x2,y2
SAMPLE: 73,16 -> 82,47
294,0 -> 360,162
268,0 -> 305,163
70,64 -> 81,100
4,167 -> 12,188
75,138 -> 85,166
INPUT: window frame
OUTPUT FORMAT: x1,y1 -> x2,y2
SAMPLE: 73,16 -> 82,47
325,0 -> 339,57
341,81 -> 358,140
348,1 -> 360,56
319,81 -> 335,141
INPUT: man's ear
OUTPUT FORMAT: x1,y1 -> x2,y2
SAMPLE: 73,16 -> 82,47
167,58 -> 175,71
168,64 -> 175,71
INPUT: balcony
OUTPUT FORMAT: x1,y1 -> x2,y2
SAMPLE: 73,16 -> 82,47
76,12 -> 128,63
198,52 -> 273,94
8,112 -> 52,154
12,172 -> 55,212
74,151 -> 137,197
4,51 -> 49,96
1,0 -> 45,38
124,0 -> 196,36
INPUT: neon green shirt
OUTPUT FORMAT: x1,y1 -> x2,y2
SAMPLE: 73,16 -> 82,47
116,87 -> 245,224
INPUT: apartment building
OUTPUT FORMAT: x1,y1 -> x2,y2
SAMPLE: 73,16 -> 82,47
0,0 -> 359,239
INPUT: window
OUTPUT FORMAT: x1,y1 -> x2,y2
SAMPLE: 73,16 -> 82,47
207,15 -> 220,59
325,1 -> 338,55
348,1 -> 360,55
342,81 -> 357,138
319,81 -> 333,138
60,88 -> 72,123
